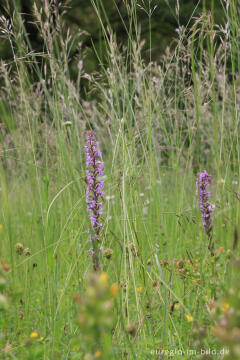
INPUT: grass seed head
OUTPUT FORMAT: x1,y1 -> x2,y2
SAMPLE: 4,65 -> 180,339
126,322 -> 137,336
23,248 -> 31,256
14,243 -> 24,255
103,248 -> 113,259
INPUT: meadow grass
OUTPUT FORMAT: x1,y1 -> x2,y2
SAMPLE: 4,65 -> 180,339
0,1 -> 240,359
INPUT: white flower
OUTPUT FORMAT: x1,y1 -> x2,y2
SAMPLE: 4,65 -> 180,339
106,195 -> 115,201
142,207 -> 148,215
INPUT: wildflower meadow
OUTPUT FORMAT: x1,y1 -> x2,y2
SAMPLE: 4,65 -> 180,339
0,1 -> 240,359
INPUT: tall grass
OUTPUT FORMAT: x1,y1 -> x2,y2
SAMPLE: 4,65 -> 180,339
0,1 -> 240,359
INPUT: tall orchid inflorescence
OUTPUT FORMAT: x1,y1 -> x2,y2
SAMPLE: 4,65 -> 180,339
84,131 -> 104,271
196,170 -> 214,239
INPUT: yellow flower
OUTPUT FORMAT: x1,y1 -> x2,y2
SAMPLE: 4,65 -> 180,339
36,298 -> 40,302
174,303 -> 181,310
110,283 -> 119,297
30,332 -> 38,339
99,273 -> 108,285
186,315 -> 193,322
221,302 -> 230,312
95,350 -> 102,358
4,342 -> 12,353
0,224 -> 2,234
136,286 -> 143,292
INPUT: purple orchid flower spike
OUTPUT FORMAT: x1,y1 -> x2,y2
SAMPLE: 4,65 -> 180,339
84,130 -> 104,271
196,170 -> 215,253
196,170 -> 214,237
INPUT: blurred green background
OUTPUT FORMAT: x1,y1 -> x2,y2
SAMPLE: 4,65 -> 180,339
0,0 -> 224,74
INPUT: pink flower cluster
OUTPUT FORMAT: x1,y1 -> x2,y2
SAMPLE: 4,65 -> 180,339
196,170 -> 214,238
84,130 -> 104,271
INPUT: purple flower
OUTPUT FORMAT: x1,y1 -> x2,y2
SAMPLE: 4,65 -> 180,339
85,130 -> 104,271
196,170 -> 214,238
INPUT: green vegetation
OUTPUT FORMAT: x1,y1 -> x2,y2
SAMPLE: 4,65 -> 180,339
0,0 -> 225,73
0,1 -> 240,359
